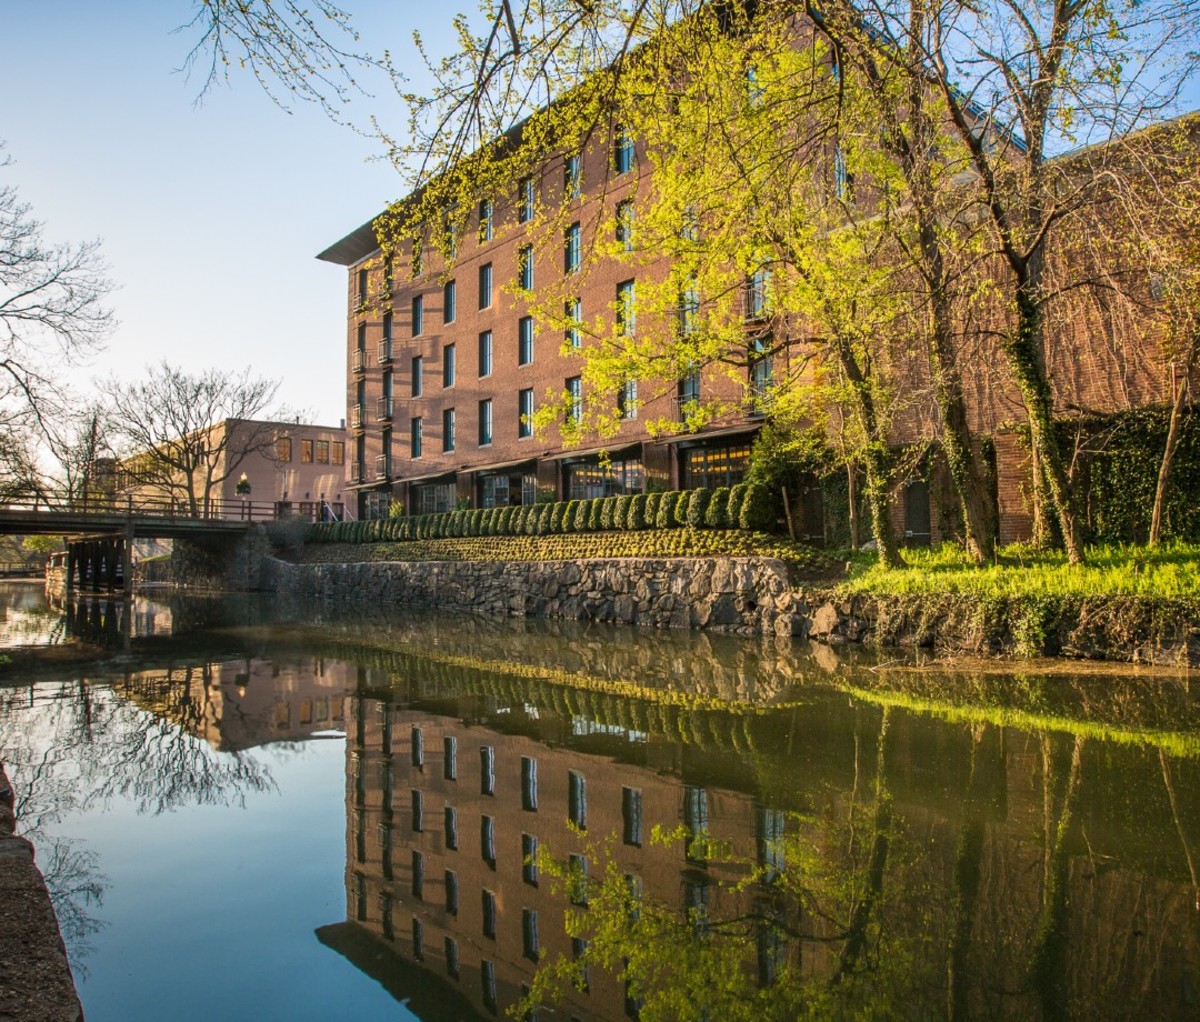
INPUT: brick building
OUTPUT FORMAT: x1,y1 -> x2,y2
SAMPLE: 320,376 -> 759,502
319,103 -> 1198,543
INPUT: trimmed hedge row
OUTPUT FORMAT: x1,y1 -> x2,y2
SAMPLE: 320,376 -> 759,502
309,483 -> 776,545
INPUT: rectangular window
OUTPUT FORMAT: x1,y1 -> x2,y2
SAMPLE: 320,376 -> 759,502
479,398 -> 493,446
679,286 -> 699,336
480,746 -> 495,796
301,439 -> 314,463
411,354 -> 423,397
565,297 -> 582,349
445,869 -> 459,915
381,311 -> 393,361
518,176 -> 535,222
518,245 -> 534,291
522,908 -> 540,960
411,417 -> 423,459
565,376 -> 582,425
684,785 -> 709,863
747,269 -> 770,319
276,436 -> 292,461
411,850 -> 424,899
479,263 -> 493,309
443,344 -> 456,388
380,820 -> 394,879
522,833 -> 539,885
332,441 -> 345,465
412,789 -> 424,832
518,388 -> 534,439
357,267 -> 368,305
412,295 -> 423,336
479,198 -> 494,241
443,279 -> 456,323
618,380 -> 637,420
316,438 -> 330,464
412,917 -> 424,961
481,815 -> 496,867
445,805 -> 458,849
411,727 -> 424,767
757,806 -> 786,877
568,853 -> 589,906
617,279 -> 636,336
520,756 -> 538,811
482,961 -> 497,1013
442,409 -> 455,453
616,199 -> 634,251
750,337 -> 774,408
568,770 -> 587,829
518,316 -> 534,366
445,936 -> 459,978
614,126 -> 634,173
622,786 -> 643,846
482,890 -> 497,939
380,891 -> 393,939
564,222 -> 581,273
478,330 -> 493,377
444,736 -> 457,780
565,153 -> 581,198
678,371 -> 701,421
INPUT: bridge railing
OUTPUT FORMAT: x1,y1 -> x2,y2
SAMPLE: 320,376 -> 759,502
0,493 -> 317,523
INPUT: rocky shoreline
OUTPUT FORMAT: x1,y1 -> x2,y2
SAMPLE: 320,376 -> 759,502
0,766 -> 84,1022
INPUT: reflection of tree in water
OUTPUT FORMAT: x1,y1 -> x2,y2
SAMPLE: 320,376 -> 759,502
0,670 -> 278,972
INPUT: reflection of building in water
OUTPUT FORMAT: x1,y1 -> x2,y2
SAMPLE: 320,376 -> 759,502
333,692 -> 791,1020
114,657 -> 353,751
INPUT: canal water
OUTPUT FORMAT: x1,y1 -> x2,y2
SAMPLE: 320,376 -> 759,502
2,581 -> 1198,1021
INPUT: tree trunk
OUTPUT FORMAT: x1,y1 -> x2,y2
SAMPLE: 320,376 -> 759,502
1007,275 -> 1084,563
1150,348 -> 1196,546
846,462 -> 860,548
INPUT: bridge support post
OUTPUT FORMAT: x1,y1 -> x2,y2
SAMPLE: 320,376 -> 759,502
122,524 -> 134,602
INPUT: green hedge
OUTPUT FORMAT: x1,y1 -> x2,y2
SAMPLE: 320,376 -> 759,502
307,484 -> 787,545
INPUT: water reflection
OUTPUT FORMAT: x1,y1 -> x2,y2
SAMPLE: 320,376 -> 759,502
2,590 -> 1200,1020
315,630 -> 1200,1021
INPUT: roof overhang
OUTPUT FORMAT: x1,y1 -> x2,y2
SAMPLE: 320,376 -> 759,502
315,218 -> 381,267
657,423 -> 763,446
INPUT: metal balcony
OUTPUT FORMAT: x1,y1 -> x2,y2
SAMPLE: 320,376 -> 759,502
351,404 -> 365,430
352,349 -> 366,373
376,397 -> 393,422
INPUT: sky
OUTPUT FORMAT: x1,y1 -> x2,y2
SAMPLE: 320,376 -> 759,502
2,3 -> 1198,433
0,0 -> 457,427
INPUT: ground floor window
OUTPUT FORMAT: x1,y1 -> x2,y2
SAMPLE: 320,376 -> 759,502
414,482 -> 455,515
565,456 -> 644,500
681,441 -> 751,490
363,490 -> 391,520
478,470 -> 537,508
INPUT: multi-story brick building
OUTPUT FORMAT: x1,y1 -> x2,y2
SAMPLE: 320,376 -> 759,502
320,103 -> 1198,544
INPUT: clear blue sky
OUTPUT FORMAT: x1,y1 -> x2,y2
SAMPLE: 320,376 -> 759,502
0,1 -> 454,426
2,3 -> 1197,429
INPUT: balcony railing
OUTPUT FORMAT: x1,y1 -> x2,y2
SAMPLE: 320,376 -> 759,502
377,340 -> 393,364
349,461 -> 364,483
376,397 -> 393,421
351,404 -> 364,430
352,349 -> 366,373
374,454 -> 391,480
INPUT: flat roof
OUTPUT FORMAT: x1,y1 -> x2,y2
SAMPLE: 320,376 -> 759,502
315,217 -> 381,267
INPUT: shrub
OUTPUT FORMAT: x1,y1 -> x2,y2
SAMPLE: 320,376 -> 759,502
497,506 -> 513,534
727,483 -> 748,526
600,496 -> 617,531
550,502 -> 567,533
564,500 -> 580,533
687,488 -> 712,528
615,494 -> 633,530
588,498 -> 604,531
388,500 -> 406,519
644,492 -> 661,526
656,491 -> 678,529
628,493 -> 648,530
706,486 -> 730,528
739,482 -> 775,531
674,490 -> 693,527
573,499 -> 591,532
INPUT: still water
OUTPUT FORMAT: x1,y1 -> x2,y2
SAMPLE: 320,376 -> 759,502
2,582 -> 1199,1021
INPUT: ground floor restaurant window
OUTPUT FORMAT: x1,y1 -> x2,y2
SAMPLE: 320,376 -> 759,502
565,456 -> 644,500
478,472 -> 538,508
414,482 -> 456,515
681,441 -> 751,490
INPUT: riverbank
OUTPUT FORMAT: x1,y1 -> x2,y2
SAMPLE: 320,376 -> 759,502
276,537 -> 1200,665
0,766 -> 84,1022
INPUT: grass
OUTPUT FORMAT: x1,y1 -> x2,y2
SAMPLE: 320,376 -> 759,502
839,541 -> 1200,601
292,528 -> 833,571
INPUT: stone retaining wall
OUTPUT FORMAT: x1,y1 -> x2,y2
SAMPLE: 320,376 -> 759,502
262,556 -> 807,638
